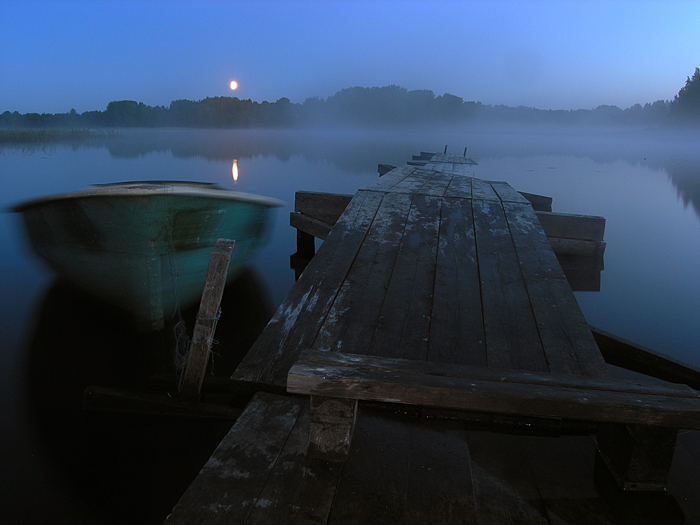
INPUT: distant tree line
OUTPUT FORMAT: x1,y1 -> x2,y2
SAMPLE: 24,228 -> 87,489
2,70 -> 700,129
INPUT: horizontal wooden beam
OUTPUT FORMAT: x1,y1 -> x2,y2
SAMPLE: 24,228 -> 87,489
536,211 -> 605,242
83,386 -> 243,420
294,191 -> 353,226
290,211 -> 332,241
548,237 -> 605,257
592,325 -> 700,391
288,349 -> 700,429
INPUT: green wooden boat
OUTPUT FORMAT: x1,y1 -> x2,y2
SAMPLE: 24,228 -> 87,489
13,181 -> 284,331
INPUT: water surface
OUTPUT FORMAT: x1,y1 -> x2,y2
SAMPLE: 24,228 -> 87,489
2,127 -> 699,523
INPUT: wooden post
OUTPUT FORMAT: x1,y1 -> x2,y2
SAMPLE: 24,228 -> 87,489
180,239 -> 234,401
596,423 -> 678,491
307,395 -> 358,461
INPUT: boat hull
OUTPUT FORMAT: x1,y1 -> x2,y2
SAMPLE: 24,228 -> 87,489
15,182 -> 283,330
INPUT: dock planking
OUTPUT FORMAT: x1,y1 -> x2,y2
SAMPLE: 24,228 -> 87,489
234,161 -> 607,390
230,153 -> 698,496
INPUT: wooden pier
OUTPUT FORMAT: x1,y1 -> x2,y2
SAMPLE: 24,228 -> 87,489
163,154 -> 700,524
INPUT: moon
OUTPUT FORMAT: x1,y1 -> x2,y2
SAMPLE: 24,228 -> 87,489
230,80 -> 238,90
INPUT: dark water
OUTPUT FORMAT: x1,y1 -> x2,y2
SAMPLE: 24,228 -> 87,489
2,127 -> 700,523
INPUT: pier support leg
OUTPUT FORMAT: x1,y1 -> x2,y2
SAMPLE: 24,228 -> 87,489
291,230 -> 315,280
596,423 -> 678,491
308,395 -> 357,461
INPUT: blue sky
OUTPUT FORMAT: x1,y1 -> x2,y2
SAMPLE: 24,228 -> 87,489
2,0 -> 699,114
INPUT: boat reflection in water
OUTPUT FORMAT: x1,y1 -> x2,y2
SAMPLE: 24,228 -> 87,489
13,181 -> 283,331
24,268 -> 274,524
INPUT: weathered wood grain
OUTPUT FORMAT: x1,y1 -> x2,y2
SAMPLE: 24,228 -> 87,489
536,211 -> 605,242
472,198 -> 547,371
311,192 -> 413,354
368,194 -> 440,360
291,349 -> 700,398
290,211 -> 332,241
327,408 -> 478,525
429,196 -> 486,365
163,392 -> 303,525
180,239 -> 234,401
502,202 -> 608,377
287,351 -> 700,429
592,325 -> 700,390
294,191 -> 353,226
232,190 -> 384,390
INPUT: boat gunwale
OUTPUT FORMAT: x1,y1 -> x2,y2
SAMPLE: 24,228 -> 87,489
11,181 -> 286,212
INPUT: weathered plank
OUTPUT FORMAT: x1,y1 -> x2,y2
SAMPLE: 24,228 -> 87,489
243,403 -> 342,524
368,194 -> 440,361
444,173 -> 473,199
163,392 -> 304,525
180,239 -> 234,401
490,181 -> 532,204
363,165 -> 418,192
592,325 -> 700,391
311,191 -> 413,354
548,237 -> 605,256
428,196 -> 486,365
287,351 -> 700,429
290,211 -> 332,240
536,211 -> 605,242
294,191 -> 353,226
472,198 -> 547,371
327,408 -> 478,524
414,169 -> 453,196
291,349 -> 700,398
232,190 -> 384,390
502,202 -> 608,378
471,178 -> 500,201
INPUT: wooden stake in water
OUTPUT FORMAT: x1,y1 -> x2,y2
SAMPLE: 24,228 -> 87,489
180,239 -> 235,401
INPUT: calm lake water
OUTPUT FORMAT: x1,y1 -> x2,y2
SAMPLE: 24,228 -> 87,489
2,127 -> 700,523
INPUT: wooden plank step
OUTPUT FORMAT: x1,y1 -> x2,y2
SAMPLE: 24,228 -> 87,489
163,392 -> 342,525
287,350 -> 700,429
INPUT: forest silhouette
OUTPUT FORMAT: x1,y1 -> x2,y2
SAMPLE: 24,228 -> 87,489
2,69 -> 699,129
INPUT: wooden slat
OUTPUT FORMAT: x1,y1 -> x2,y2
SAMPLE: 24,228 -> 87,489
490,181 -> 532,204
444,174 -> 473,199
414,169 -> 453,196
327,408 -> 479,524
363,165 -> 418,192
294,191 -> 352,226
180,239 -> 234,401
473,198 -> 547,372
232,190 -> 384,390
536,211 -> 605,242
368,194 -> 440,360
290,211 -> 332,240
592,325 -> 700,391
164,393 -> 304,525
471,179 -> 500,201
287,352 -> 700,429
292,350 -> 698,398
429,196 -> 486,365
311,192 -> 413,354
502,202 -> 609,378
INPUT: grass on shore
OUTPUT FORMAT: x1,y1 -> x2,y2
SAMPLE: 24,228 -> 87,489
0,128 -> 112,144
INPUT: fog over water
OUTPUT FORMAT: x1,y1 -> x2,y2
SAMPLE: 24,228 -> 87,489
1,125 -> 700,523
